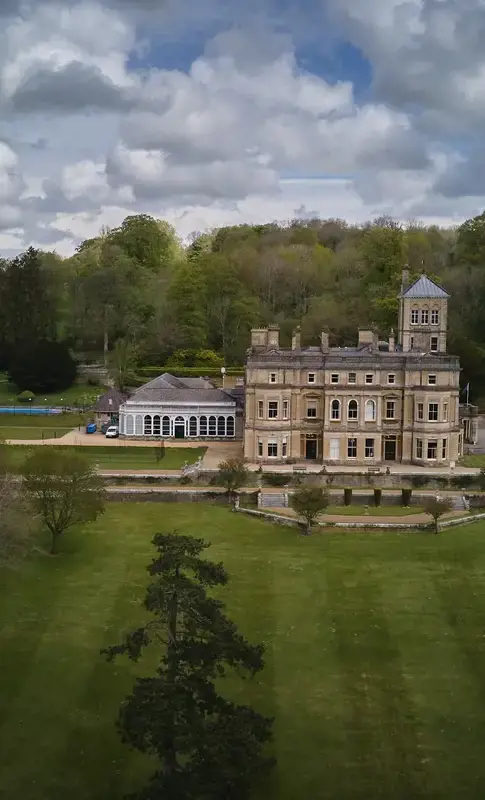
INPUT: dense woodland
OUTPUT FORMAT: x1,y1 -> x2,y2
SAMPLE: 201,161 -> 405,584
1,211 -> 485,399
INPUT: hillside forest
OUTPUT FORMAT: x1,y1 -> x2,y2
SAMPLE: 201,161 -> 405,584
1,212 -> 485,400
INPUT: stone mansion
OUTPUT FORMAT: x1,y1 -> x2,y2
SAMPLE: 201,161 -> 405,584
243,271 -> 463,466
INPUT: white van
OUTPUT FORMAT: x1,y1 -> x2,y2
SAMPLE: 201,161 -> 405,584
105,425 -> 119,438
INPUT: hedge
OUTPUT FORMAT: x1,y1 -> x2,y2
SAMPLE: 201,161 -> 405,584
137,366 -> 245,377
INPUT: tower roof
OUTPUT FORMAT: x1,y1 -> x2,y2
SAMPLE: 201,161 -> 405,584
399,273 -> 450,299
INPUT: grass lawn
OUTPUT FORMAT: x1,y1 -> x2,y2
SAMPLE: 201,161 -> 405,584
0,413 -> 83,440
4,445 -> 206,471
326,504 -> 425,516
2,505 -> 485,799
461,454 -> 485,468
0,372 -> 102,407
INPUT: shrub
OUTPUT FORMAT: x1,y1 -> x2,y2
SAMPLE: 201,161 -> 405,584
343,488 -> 352,506
86,373 -> 101,386
401,488 -> 413,507
373,488 -> 382,507
17,390 -> 35,402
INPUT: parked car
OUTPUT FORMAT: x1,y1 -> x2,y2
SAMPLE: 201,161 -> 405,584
105,425 -> 119,438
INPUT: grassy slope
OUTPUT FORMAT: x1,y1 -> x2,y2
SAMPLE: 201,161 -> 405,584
2,506 -> 485,798
3,445 -> 206,471
0,413 -> 83,440
0,373 -> 100,407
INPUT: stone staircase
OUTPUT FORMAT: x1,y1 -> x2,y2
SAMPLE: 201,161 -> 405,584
451,495 -> 469,512
259,492 -> 288,508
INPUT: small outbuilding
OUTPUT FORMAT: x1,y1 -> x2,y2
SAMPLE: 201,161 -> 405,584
93,388 -> 128,426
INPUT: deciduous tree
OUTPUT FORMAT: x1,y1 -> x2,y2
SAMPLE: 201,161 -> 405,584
291,486 -> 330,535
423,496 -> 454,534
217,457 -> 249,503
21,449 -> 106,554
102,532 -> 274,799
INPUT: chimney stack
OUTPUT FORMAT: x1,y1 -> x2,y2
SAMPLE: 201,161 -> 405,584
267,324 -> 280,349
250,328 -> 269,350
389,328 -> 395,352
291,326 -> 301,350
320,331 -> 329,352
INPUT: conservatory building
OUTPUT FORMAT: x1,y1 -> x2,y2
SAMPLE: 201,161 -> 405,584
118,373 -> 239,440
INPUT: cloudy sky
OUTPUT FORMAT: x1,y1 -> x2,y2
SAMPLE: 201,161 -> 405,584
0,0 -> 484,256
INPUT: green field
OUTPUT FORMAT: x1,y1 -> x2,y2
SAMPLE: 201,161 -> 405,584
462,454 -> 485,468
270,504 -> 427,517
2,504 -> 485,798
0,373 -> 101,407
0,413 -> 83,439
3,444 -> 206,471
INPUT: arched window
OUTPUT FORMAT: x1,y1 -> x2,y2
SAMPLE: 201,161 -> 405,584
208,416 -> 217,436
226,416 -> 235,437
153,415 -> 161,436
125,414 -> 134,435
189,416 -> 197,436
144,414 -> 152,435
331,399 -> 340,420
365,399 -> 376,421
199,416 -> 207,436
217,416 -> 226,436
162,416 -> 170,436
135,414 -> 143,435
348,399 -> 358,420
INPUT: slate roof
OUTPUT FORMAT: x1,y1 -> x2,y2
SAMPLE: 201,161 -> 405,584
125,373 -> 233,405
400,274 -> 450,299
93,388 -> 128,413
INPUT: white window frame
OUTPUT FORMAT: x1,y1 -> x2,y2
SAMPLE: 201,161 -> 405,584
364,438 -> 374,458
257,400 -> 264,419
364,399 -> 376,421
329,438 -> 340,459
385,399 -> 396,420
430,336 -> 438,352
443,402 -> 448,422
431,309 -> 439,325
416,438 -> 423,459
268,401 -> 278,419
421,309 -> 429,324
411,309 -> 419,325
417,402 -> 424,421
306,401 -> 317,418
267,440 -> 278,458
442,438 -> 447,459
308,372 -> 316,384
269,372 -> 277,383
347,399 -> 358,420
330,373 -> 339,384
257,439 -> 263,457
282,399 -> 289,420
365,374 -> 373,384
387,373 -> 396,385
282,438 -> 287,457
347,437 -> 357,458
428,374 -> 437,385
348,372 -> 356,384
427,440 -> 438,460
330,399 -> 341,420
428,402 -> 439,422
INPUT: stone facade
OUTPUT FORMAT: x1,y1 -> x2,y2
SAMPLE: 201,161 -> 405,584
244,272 -> 462,466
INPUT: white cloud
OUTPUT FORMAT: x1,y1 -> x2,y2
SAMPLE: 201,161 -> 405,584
0,0 -> 482,255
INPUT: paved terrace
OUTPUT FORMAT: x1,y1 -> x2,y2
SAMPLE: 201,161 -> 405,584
4,429 -> 481,475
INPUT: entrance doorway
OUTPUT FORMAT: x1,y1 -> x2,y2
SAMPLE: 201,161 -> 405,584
384,437 -> 396,461
174,416 -> 185,439
305,438 -> 317,460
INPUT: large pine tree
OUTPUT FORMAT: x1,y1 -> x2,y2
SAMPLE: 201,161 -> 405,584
103,532 -> 274,799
